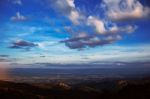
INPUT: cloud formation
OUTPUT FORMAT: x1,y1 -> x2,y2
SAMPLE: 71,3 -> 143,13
60,32 -> 122,49
60,16 -> 137,49
87,16 -> 137,34
102,0 -> 150,21
0,55 -> 9,57
9,40 -> 38,50
11,12 -> 27,21
50,0 -> 139,50
49,0 -> 83,25
0,55 -> 10,62
0,58 -> 10,62
87,16 -> 106,34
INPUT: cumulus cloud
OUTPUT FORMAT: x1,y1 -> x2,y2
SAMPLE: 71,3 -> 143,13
60,16 -> 137,49
102,0 -> 150,21
49,0 -> 82,25
69,10 -> 81,25
11,12 -> 27,21
87,16 -> 106,34
49,0 -> 138,50
9,40 -> 38,50
87,16 -> 137,34
60,21 -> 137,49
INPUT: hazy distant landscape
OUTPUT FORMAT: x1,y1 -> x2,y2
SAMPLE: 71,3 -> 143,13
0,67 -> 150,84
0,69 -> 150,99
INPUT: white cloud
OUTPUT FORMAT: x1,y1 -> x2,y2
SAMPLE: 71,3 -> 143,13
69,10 -> 80,25
11,12 -> 27,21
87,16 -> 137,35
12,44 -> 150,64
50,0 -> 81,25
49,0 -> 138,49
108,25 -> 138,34
87,16 -> 106,34
66,0 -> 75,8
61,14 -> 137,49
37,41 -> 58,50
76,44 -> 150,63
102,0 -> 150,21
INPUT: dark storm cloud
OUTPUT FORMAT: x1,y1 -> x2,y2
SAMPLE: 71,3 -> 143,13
9,40 -> 38,50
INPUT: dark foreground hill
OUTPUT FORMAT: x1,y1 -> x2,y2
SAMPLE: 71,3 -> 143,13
0,79 -> 150,99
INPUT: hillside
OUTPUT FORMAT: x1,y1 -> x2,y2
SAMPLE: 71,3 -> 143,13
0,78 -> 150,99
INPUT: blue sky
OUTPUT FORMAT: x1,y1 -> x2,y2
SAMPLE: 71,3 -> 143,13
0,0 -> 150,68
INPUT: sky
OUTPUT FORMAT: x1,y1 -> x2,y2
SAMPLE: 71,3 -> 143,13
0,0 -> 150,68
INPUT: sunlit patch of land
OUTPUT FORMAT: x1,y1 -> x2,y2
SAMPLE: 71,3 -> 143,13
0,64 -> 10,81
